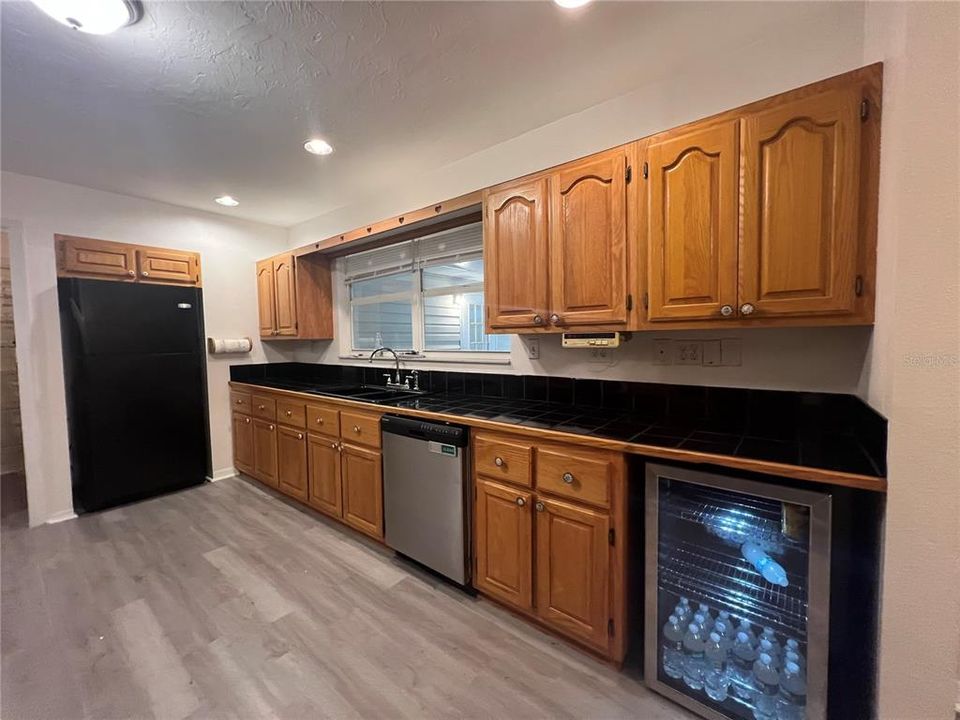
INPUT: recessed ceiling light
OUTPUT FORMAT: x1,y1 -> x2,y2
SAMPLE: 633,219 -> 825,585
553,0 -> 593,8
30,0 -> 143,35
214,195 -> 239,207
303,139 -> 334,156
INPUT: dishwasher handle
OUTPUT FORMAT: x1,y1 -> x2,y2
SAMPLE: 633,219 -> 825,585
381,414 -> 468,447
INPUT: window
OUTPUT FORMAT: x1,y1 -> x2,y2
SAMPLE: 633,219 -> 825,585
342,222 -> 510,358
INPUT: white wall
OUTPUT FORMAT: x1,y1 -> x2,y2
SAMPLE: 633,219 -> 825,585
858,4 -> 960,718
1,172 -> 291,527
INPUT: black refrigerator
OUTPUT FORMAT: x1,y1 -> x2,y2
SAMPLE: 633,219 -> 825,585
58,278 -> 210,513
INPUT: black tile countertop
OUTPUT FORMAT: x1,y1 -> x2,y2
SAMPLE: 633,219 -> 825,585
232,363 -> 887,483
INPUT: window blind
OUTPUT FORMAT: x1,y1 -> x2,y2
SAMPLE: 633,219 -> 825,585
344,241 -> 415,283
415,222 -> 483,267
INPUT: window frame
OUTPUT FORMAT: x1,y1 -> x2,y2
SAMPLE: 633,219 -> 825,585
336,228 -> 512,365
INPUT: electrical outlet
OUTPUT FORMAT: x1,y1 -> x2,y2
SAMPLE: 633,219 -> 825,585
675,341 -> 703,366
702,340 -> 722,366
721,338 -> 742,366
589,347 -> 610,364
525,338 -> 540,360
653,339 -> 672,365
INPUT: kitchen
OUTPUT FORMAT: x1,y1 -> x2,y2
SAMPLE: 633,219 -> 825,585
2,2 -> 958,720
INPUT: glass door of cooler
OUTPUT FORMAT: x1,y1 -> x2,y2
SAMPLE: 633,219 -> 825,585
644,464 -> 831,720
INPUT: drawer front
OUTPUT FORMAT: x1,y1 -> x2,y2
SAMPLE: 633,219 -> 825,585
306,404 -> 340,435
340,410 -> 381,449
535,446 -> 614,509
230,390 -> 252,414
251,394 -> 277,421
474,433 -> 533,488
277,398 -> 306,428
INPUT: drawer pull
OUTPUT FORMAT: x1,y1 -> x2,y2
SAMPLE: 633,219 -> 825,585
330,442 -> 337,448
285,410 -> 292,417
535,501 -> 545,512
353,425 -> 361,433
244,418 -> 250,424
268,424 -> 274,431
297,433 -> 303,440
316,417 -> 324,424
515,497 -> 525,507
494,456 -> 504,467
258,404 -> 265,410
235,399 -> 243,405
562,472 -> 575,484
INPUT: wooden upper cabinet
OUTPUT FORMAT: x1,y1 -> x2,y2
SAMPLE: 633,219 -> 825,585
549,148 -> 629,328
535,496 -> 610,651
58,235 -> 136,280
256,259 -> 277,338
739,85 -> 862,318
340,443 -> 383,540
272,255 -> 298,336
136,248 -> 200,285
474,478 -> 534,611
646,121 -> 739,321
483,178 -> 550,330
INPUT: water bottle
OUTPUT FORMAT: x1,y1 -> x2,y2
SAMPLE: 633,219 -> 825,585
661,615 -> 685,680
761,628 -> 783,664
714,620 -> 734,651
759,639 -> 781,669
704,631 -> 731,702
674,604 -> 690,626
776,661 -> 807,720
737,619 -> 758,646
752,652 -> 780,720
785,639 -> 806,669
741,542 -> 789,587
698,603 -> 714,633
717,610 -> 732,635
682,623 -> 707,691
730,631 -> 757,700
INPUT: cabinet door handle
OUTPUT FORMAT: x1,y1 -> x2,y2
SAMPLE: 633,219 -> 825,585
740,303 -> 756,316
535,501 -> 545,512
268,424 -> 274,431
533,314 -> 543,325
562,472 -> 575,484
549,313 -> 562,325
316,417 -> 324,424
494,456 -> 504,467
515,497 -> 525,507
330,441 -> 338,449
285,410 -> 292,417
236,399 -> 243,404
141,271 -> 150,277
353,425 -> 361,433
297,433 -> 303,440
127,270 -> 135,277
720,304 -> 734,317
244,418 -> 250,424
257,404 -> 265,410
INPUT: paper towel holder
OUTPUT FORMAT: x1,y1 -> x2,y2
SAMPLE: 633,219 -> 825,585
207,337 -> 253,355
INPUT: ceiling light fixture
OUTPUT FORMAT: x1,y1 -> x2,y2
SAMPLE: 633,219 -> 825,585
303,139 -> 334,156
214,195 -> 239,207
30,0 -> 143,35
553,0 -> 593,8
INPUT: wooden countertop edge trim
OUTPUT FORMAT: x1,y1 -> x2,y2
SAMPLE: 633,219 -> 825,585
228,382 -> 887,493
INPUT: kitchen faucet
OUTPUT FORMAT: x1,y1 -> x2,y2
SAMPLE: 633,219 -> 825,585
369,347 -> 408,390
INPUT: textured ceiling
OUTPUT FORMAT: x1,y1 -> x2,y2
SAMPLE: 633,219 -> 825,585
1,1 -> 839,226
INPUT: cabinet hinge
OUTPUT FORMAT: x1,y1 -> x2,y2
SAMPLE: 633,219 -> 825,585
625,294 -> 633,312
642,162 -> 649,179
608,619 -> 615,637
860,98 -> 869,121
855,274 -> 864,297
608,528 -> 615,546
642,291 -> 649,310
625,165 -> 632,183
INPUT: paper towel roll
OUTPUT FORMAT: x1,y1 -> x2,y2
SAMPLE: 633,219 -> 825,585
207,337 -> 252,355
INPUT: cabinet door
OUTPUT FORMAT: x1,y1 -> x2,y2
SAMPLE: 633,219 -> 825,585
307,433 -> 342,518
483,178 -> 550,330
232,412 -> 254,474
474,478 -> 534,611
535,496 -> 610,651
273,255 -> 298,336
740,85 -> 862,318
646,122 -> 739,321
252,419 -> 278,488
57,235 -> 136,280
549,149 -> 628,327
340,443 -> 383,540
136,248 -> 199,285
256,260 -> 277,337
277,426 -> 308,502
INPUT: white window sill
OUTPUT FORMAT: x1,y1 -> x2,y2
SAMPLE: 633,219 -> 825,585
339,352 -> 512,366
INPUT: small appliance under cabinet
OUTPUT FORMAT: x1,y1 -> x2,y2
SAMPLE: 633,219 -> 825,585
645,464 -> 831,720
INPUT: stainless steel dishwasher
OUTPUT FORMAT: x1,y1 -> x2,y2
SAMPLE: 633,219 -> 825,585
381,414 -> 470,586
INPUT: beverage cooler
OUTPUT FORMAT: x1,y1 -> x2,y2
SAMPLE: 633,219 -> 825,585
644,464 -> 831,720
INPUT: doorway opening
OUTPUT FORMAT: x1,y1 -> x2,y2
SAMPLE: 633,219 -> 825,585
1,227 -> 27,526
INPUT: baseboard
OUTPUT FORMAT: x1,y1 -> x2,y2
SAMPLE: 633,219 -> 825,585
45,509 -> 77,525
207,467 -> 239,482
955,679 -> 960,717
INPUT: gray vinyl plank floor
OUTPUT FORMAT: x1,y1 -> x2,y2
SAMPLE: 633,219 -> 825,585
2,476 -> 692,720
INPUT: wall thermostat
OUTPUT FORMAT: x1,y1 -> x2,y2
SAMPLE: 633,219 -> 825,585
561,332 -> 623,348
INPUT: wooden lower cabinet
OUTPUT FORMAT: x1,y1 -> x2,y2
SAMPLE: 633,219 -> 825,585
277,426 -> 308,501
340,443 -> 384,540
232,412 -> 254,475
474,478 -> 534,610
307,433 -> 342,517
535,496 -> 610,651
252,419 -> 278,488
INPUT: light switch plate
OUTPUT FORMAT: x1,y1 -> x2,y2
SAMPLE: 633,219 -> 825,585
525,338 -> 540,360
702,340 -> 722,366
721,338 -> 742,366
